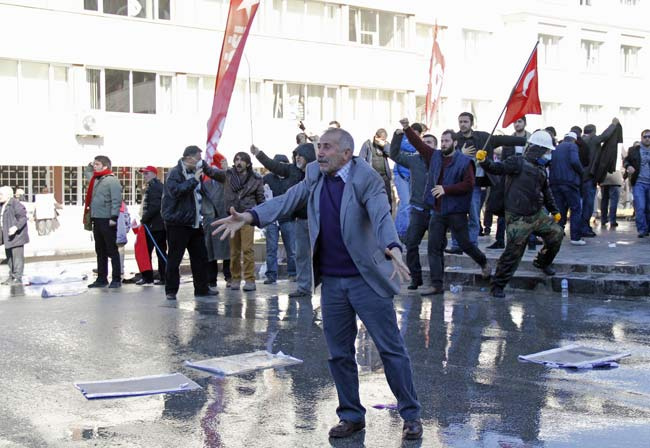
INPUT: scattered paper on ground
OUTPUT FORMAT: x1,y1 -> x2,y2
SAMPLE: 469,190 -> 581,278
74,373 -> 201,399
185,350 -> 303,376
41,285 -> 88,298
518,344 -> 631,369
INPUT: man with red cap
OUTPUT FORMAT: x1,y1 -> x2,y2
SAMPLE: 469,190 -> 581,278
137,165 -> 167,285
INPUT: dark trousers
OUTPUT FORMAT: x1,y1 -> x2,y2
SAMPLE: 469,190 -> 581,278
495,216 -> 506,244
320,275 -> 421,423
428,212 -> 487,288
581,179 -> 597,233
492,210 -> 564,289
208,259 -> 231,283
552,184 -> 582,241
381,175 -> 393,213
165,225 -> 210,295
5,245 -> 24,280
405,207 -> 430,283
600,185 -> 621,225
142,229 -> 167,283
92,218 -> 121,282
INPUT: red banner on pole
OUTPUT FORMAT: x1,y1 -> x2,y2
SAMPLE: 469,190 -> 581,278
502,46 -> 541,128
205,0 -> 260,162
425,25 -> 445,130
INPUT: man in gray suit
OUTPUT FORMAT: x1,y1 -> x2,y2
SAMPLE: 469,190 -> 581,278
213,128 -> 423,441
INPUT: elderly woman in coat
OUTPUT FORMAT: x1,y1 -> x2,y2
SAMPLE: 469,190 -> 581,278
202,154 -> 232,287
0,186 -> 29,285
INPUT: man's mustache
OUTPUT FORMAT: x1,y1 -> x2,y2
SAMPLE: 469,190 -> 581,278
317,158 -> 328,163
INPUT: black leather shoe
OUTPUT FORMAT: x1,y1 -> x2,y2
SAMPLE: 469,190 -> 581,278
403,419 -> 423,440
154,279 -> 165,285
88,280 -> 109,288
420,287 -> 444,296
486,241 -> 505,249
533,261 -> 556,276
582,231 -> 597,238
639,233 -> 646,238
444,247 -> 462,255
491,287 -> 505,298
135,279 -> 153,285
263,279 -> 276,285
108,280 -> 122,289
328,420 -> 365,438
166,293 -> 177,300
407,279 -> 423,290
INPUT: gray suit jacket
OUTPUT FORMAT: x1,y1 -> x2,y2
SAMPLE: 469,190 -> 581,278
253,157 -> 401,298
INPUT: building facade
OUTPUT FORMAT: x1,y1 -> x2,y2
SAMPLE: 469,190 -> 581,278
0,0 -> 647,205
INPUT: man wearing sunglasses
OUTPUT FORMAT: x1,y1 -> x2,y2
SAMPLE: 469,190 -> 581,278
624,130 -> 650,238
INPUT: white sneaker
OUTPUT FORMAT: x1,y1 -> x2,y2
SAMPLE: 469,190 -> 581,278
230,281 -> 241,290
570,239 -> 586,246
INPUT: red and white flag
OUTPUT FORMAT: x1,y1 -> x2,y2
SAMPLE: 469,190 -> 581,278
425,25 -> 445,130
205,0 -> 260,162
502,45 -> 541,128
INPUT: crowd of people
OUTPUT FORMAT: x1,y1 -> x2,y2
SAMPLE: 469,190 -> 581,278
1,115 -> 648,441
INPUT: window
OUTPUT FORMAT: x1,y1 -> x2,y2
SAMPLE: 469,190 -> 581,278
462,99 -> 491,129
463,29 -> 490,61
392,92 -> 406,124
542,102 -> 561,126
323,87 -> 337,123
581,40 -> 602,72
86,68 -> 101,110
200,76 -> 216,115
51,66 -> 71,112
580,104 -> 602,124
183,76 -> 199,114
20,62 -> 49,110
132,71 -> 156,114
620,0 -> 639,5
621,45 -> 640,74
538,34 -> 562,67
579,0 -> 592,5
113,166 -> 133,204
349,7 -> 403,47
0,59 -> 18,108
0,166 -> 28,200
273,83 -> 283,119
84,0 -> 171,20
64,167 -> 80,205
31,166 -> 52,201
105,69 -> 130,112
620,106 -> 640,133
159,75 -> 173,113
286,83 -> 305,120
306,85 -> 324,122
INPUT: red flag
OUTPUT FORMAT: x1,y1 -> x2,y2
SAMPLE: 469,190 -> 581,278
502,46 -> 541,128
206,0 -> 260,162
132,226 -> 152,273
425,25 -> 445,129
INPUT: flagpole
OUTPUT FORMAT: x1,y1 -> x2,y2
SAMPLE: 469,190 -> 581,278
481,41 -> 540,151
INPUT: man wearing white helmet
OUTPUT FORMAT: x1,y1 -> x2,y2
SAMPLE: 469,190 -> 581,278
477,130 -> 564,298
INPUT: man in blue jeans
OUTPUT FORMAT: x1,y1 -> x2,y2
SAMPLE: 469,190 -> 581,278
215,128 -> 423,441
394,123 -> 423,241
624,130 -> 650,237
549,132 -> 585,245
261,154 -> 296,284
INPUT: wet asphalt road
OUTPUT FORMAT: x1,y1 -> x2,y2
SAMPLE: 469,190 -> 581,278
1,259 -> 649,447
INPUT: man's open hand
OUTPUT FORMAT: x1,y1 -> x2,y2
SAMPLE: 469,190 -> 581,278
432,185 -> 445,198
212,207 -> 253,240
385,247 -> 410,283
462,143 -> 477,157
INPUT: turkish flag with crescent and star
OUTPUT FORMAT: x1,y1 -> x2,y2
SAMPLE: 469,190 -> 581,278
502,47 -> 541,128
425,25 -> 445,130
205,0 -> 260,162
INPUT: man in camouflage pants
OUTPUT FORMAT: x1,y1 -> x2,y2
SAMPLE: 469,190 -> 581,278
477,130 -> 564,298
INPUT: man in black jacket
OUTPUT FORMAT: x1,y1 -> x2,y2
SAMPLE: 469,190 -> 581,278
446,112 -> 527,254
261,154 -> 296,284
579,118 -> 619,237
161,146 -> 219,300
477,131 -> 563,298
137,166 -> 167,285
251,142 -> 316,298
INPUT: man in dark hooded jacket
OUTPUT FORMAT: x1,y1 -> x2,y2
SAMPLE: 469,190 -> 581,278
261,154 -> 296,284
251,142 -> 317,298
478,130 -> 563,298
